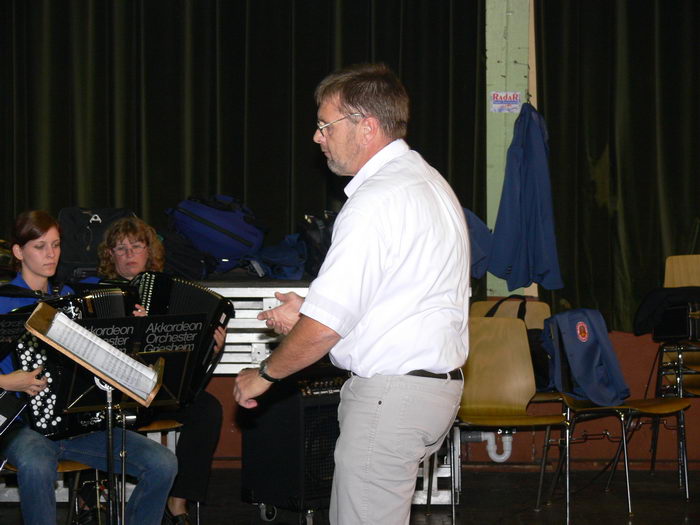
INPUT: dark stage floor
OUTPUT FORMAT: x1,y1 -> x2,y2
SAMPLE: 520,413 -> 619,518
0,468 -> 698,524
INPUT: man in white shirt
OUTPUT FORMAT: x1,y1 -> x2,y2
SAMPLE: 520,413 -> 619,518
234,63 -> 470,525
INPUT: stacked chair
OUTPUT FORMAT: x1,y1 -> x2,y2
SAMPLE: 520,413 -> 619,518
655,255 -> 700,398
650,254 -> 700,472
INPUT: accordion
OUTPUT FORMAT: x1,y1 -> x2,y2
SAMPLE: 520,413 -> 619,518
11,287 -> 139,320
130,271 -> 234,403
8,327 -> 124,439
3,275 -> 232,438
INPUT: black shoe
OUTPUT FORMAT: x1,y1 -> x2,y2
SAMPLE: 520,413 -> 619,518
163,506 -> 193,525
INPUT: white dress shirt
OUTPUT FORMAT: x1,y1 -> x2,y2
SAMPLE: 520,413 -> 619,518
300,139 -> 470,377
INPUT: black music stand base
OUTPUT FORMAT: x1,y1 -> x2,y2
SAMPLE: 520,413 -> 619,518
95,379 -> 123,525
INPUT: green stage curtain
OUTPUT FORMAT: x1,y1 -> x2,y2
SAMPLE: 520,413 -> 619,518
0,0 -> 485,249
536,0 -> 700,330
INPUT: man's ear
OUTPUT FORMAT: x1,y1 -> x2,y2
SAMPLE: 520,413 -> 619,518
359,116 -> 381,145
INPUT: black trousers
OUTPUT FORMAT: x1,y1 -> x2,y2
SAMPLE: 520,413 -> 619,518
161,390 -> 223,502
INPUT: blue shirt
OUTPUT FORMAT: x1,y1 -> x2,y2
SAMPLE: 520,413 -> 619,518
0,274 -> 73,375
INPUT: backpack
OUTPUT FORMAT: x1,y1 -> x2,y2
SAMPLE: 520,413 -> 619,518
298,211 -> 337,278
56,207 -> 136,283
542,308 -> 630,406
240,234 -> 307,280
167,195 -> 265,273
484,295 -> 551,391
159,229 -> 218,281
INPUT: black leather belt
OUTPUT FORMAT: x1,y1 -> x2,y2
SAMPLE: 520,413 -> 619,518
406,368 -> 462,380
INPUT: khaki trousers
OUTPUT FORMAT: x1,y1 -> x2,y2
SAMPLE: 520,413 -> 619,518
329,373 -> 463,525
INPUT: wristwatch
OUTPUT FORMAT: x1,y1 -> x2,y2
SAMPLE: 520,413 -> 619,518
258,358 -> 282,383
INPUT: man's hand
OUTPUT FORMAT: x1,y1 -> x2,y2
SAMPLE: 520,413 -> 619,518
234,367 -> 273,409
0,367 -> 48,396
257,292 -> 304,335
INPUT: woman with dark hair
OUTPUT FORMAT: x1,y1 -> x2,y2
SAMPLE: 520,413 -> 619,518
0,210 -> 177,525
96,216 -> 224,525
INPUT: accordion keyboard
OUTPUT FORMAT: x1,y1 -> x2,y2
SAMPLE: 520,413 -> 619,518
15,333 -> 63,433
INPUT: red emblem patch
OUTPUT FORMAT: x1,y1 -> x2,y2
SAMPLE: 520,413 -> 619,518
576,321 -> 589,342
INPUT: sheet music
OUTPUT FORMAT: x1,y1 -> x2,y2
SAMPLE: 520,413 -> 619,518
46,312 -> 156,400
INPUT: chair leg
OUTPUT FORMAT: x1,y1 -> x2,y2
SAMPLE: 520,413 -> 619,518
445,428 -> 456,525
95,470 -> 103,525
426,451 -> 436,512
565,419 -> 571,525
649,415 -> 661,474
677,411 -> 690,501
546,418 -> 573,504
535,425 -> 552,510
451,426 -> 461,505
195,500 -> 201,525
605,416 -> 634,492
66,470 -> 83,525
616,413 -> 632,515
650,346 -> 666,474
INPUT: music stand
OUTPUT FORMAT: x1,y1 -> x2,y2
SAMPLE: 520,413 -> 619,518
25,303 -> 164,525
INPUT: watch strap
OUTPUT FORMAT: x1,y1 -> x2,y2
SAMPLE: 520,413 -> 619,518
258,358 -> 282,383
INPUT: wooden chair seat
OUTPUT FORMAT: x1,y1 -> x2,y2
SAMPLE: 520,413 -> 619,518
136,419 -> 183,433
3,459 -> 92,473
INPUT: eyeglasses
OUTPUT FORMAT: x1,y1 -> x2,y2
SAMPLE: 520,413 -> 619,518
316,113 -> 363,136
112,243 -> 146,256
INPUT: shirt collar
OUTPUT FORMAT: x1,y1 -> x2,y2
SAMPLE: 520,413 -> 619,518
10,273 -> 30,290
11,273 -> 53,296
344,139 -> 409,198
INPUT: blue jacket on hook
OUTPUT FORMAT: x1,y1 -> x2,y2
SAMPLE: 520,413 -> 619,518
488,102 -> 564,291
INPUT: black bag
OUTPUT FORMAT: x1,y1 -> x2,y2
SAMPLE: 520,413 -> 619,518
652,302 -> 700,342
298,211 -> 337,277
240,234 -> 307,280
485,295 -> 551,391
160,229 -> 218,281
56,207 -> 136,283
633,286 -> 700,337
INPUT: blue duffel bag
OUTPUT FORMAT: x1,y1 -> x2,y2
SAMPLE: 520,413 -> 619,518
167,195 -> 265,273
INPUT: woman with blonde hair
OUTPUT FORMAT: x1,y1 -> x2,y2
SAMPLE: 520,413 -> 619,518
95,216 -> 224,525
97,216 -> 165,280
